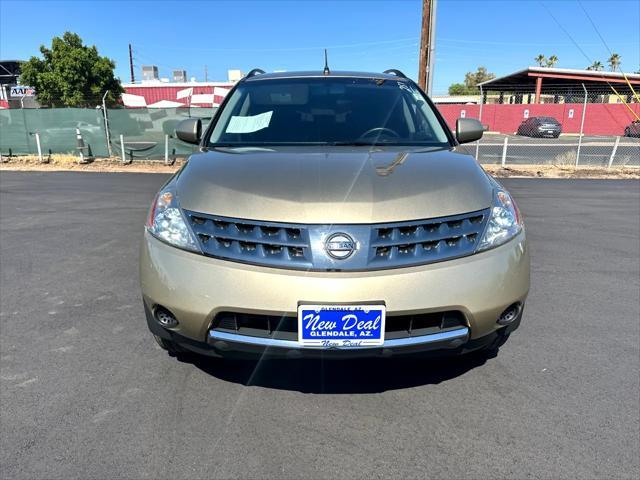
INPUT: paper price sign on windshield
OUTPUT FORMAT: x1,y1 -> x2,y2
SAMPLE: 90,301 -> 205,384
226,111 -> 273,134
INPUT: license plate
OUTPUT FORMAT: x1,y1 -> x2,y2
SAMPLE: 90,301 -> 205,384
547,130 -> 553,134
298,304 -> 385,348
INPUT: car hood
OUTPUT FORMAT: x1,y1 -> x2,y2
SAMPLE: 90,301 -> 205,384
176,146 -> 494,224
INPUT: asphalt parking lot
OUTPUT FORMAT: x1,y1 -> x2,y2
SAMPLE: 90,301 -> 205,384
1,172 -> 639,479
467,134 -> 640,167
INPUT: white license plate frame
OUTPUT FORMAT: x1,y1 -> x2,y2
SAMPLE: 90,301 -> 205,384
297,304 -> 386,348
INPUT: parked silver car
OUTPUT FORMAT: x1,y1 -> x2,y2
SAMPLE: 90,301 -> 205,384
517,116 -> 562,138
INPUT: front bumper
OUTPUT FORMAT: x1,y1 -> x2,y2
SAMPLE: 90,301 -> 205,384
140,230 -> 529,357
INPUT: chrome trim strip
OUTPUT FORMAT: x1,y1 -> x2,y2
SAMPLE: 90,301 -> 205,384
383,328 -> 468,347
208,327 -> 469,350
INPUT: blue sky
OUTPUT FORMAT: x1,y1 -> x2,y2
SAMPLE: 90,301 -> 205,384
1,0 -> 639,93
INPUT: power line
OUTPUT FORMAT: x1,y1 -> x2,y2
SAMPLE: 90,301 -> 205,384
577,0 -> 614,57
538,0 -> 639,118
438,37 -> 601,47
132,49 -> 187,77
332,41 -> 419,56
576,0 -> 638,107
134,37 -> 419,53
539,0 -> 635,77
538,1 -> 593,65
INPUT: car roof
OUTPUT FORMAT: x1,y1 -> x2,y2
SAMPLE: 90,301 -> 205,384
244,70 -> 410,82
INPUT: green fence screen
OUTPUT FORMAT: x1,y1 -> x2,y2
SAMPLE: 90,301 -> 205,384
0,107 -> 217,159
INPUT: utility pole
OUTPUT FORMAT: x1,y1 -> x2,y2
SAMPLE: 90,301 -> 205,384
204,65 -> 208,82
128,43 -> 135,83
426,0 -> 437,97
418,0 -> 437,95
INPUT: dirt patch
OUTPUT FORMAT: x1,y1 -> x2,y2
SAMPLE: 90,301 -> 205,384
1,154 -> 639,179
483,164 -> 640,179
0,155 -> 186,174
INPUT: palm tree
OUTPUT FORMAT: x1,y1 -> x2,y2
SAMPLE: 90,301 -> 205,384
534,54 -> 546,67
546,55 -> 558,68
608,53 -> 621,71
589,61 -> 604,71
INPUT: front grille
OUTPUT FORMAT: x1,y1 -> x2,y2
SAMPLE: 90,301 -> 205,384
184,212 -> 313,269
369,210 -> 488,268
211,311 -> 466,341
184,208 -> 490,271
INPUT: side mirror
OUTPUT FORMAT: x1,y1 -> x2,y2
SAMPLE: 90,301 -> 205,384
456,118 -> 484,144
175,118 -> 202,144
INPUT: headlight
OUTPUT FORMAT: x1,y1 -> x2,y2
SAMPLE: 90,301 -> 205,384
477,188 -> 523,252
146,188 -> 200,252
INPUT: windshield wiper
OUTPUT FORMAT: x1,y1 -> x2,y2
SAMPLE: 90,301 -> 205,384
210,142 -> 332,147
329,141 -> 381,146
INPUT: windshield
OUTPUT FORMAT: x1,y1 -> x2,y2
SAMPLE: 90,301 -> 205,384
207,77 -> 450,147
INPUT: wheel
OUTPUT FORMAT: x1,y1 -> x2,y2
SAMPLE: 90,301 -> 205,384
153,334 -> 183,354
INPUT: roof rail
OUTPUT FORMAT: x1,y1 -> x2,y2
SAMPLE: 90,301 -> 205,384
245,68 -> 266,79
383,69 -> 407,79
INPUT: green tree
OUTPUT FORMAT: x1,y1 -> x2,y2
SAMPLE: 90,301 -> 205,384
464,66 -> 495,90
546,55 -> 558,68
608,53 -> 621,71
448,83 -> 475,95
534,54 -> 546,67
19,32 -> 123,107
448,67 -> 495,96
587,61 -> 604,71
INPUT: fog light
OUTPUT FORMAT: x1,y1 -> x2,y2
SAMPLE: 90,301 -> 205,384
497,303 -> 521,326
155,306 -> 179,328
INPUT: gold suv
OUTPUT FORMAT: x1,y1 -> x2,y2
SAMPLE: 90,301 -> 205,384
140,70 -> 529,358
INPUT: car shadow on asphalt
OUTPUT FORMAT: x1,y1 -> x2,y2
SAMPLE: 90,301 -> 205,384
176,351 -> 495,393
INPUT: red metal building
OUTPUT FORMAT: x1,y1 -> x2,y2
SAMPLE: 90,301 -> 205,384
122,81 -> 234,108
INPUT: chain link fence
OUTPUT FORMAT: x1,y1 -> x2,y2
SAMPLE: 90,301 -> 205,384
0,107 -> 214,161
458,134 -> 639,168
435,83 -> 640,167
1,82 -> 639,167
